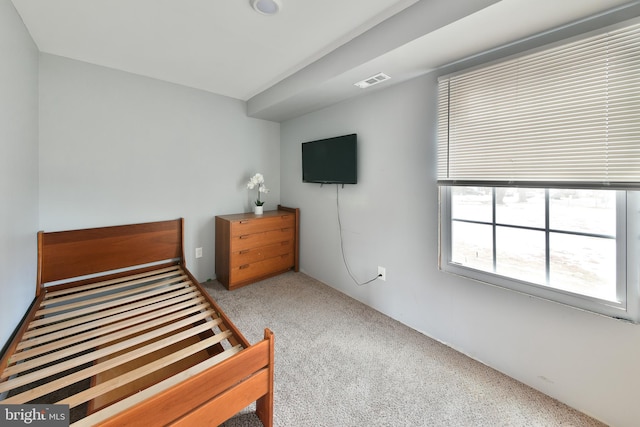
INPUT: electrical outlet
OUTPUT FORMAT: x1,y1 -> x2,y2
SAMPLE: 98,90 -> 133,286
377,266 -> 386,281
195,247 -> 203,258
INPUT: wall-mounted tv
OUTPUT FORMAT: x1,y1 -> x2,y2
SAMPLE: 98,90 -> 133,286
302,134 -> 357,184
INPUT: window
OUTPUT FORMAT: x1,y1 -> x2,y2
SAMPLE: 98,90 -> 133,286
437,19 -> 640,322
450,187 -> 621,299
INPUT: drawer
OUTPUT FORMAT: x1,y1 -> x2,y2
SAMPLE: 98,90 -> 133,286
230,228 -> 294,252
215,207 -> 299,290
230,240 -> 292,268
230,252 -> 294,283
229,214 -> 294,237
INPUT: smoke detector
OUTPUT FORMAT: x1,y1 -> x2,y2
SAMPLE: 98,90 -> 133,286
354,73 -> 391,89
251,0 -> 282,15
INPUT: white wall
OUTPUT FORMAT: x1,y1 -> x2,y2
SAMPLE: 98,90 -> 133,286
5,4 -> 638,424
38,54 -> 280,282
0,0 -> 39,348
280,74 -> 640,427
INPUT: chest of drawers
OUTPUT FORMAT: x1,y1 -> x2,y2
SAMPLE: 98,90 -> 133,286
215,206 -> 299,290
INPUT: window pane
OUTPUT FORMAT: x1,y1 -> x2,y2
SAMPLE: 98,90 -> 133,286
549,189 -> 616,236
496,188 -> 545,228
444,185 -> 626,320
451,187 -> 492,222
496,227 -> 545,285
451,221 -> 492,272
550,233 -> 617,301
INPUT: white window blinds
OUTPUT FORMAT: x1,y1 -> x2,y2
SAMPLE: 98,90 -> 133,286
437,20 -> 640,188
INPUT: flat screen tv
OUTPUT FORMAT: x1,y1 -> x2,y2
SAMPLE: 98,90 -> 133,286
302,134 -> 357,184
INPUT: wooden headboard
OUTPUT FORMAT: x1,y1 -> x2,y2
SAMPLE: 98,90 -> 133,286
37,219 -> 184,293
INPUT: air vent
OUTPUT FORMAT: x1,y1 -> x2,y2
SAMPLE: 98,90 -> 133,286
354,73 -> 391,89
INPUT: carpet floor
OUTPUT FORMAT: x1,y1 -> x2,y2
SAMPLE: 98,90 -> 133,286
203,271 -> 604,427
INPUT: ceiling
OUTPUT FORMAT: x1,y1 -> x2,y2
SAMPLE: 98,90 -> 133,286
10,0 -> 640,122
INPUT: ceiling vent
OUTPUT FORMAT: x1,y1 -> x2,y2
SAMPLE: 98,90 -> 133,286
354,73 -> 391,89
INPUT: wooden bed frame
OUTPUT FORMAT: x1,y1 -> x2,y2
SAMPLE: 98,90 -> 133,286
0,218 -> 274,426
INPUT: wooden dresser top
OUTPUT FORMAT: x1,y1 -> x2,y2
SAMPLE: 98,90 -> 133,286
215,210 -> 293,222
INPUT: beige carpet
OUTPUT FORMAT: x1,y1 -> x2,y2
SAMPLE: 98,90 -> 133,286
202,271 -> 604,427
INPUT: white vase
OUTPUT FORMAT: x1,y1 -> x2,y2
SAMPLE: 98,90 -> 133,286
254,205 -> 264,215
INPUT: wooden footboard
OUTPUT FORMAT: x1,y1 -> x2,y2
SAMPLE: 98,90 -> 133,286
0,219 -> 274,427
86,329 -> 274,427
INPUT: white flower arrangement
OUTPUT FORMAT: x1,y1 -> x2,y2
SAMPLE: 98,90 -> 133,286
247,173 -> 269,206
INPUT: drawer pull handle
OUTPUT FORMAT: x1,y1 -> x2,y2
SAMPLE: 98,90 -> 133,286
239,264 -> 249,270
239,250 -> 250,254
281,228 -> 290,232
239,235 -> 249,239
239,220 -> 250,224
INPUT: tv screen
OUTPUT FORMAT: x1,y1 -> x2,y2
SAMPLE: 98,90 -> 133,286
302,134 -> 357,184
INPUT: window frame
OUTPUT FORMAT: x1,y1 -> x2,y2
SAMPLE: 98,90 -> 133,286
439,186 -> 640,322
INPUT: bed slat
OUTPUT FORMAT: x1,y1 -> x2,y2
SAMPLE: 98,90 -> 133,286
11,300 -> 209,363
42,265 -> 181,301
23,286 -> 198,339
3,307 -> 218,378
58,330 -> 233,409
17,290 -> 204,349
32,277 -> 190,325
36,274 -> 189,317
0,317 -> 220,399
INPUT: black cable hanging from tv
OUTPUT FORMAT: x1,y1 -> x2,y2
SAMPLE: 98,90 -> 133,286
336,185 -> 381,286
